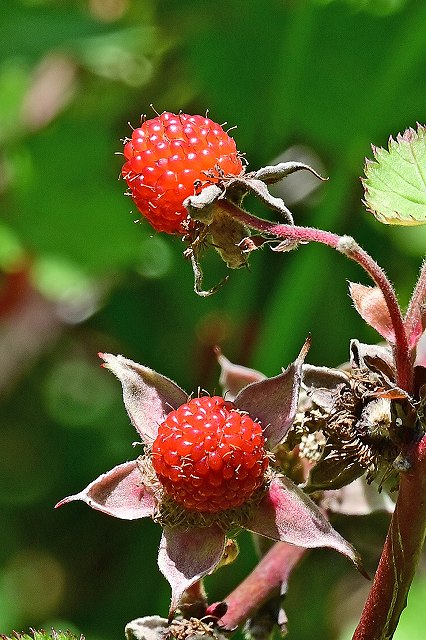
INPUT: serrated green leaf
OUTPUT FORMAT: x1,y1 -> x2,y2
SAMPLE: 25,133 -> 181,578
363,124 -> 426,225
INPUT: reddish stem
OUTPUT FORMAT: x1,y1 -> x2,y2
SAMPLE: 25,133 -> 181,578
344,242 -> 413,392
218,542 -> 306,630
221,201 -> 412,391
352,434 -> 426,640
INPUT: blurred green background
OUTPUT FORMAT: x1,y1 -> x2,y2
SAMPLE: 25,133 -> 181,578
1,0 -> 425,638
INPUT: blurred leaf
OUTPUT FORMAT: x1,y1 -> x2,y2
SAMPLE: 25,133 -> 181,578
43,359 -> 116,429
337,569 -> 426,639
363,124 -> 426,226
0,421 -> 56,506
0,1 -> 108,61
0,222 -> 26,269
32,256 -> 93,301
0,59 -> 30,144
388,224 -> 426,257
393,570 -> 426,638
74,26 -> 160,87
135,236 -> 173,279
9,119 -> 143,272
1,549 -> 65,622
311,0 -> 407,17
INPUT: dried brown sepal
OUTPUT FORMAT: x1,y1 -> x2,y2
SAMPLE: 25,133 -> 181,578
306,443 -> 366,492
253,160 -> 327,186
226,175 -> 294,223
207,206 -> 249,269
186,247 -> 229,297
181,158 -> 321,289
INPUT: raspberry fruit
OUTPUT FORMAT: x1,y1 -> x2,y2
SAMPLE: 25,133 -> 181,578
121,112 -> 243,234
151,396 -> 268,513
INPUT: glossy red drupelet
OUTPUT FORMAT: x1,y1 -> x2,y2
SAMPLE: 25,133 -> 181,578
151,396 -> 268,513
121,112 -> 243,234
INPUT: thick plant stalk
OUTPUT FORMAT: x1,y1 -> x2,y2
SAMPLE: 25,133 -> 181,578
352,434 -> 426,640
218,542 -> 306,630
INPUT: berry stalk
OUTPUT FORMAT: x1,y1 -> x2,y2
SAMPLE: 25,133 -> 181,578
218,541 -> 306,631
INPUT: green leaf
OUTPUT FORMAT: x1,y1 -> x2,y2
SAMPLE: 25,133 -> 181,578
363,124 -> 426,225
0,632 -> 84,640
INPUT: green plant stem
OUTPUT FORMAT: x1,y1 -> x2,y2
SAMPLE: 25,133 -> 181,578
352,433 -> 426,640
221,200 -> 412,391
218,542 -> 306,630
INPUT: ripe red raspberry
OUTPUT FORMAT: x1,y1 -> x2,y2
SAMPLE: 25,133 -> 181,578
121,112 -> 243,234
151,396 -> 268,513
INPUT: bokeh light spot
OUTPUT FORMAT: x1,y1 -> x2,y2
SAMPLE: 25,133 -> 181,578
43,359 -> 116,429
2,548 -> 65,620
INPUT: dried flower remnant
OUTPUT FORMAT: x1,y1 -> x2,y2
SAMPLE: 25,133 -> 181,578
125,615 -> 228,640
299,341 -> 420,492
216,348 -> 396,515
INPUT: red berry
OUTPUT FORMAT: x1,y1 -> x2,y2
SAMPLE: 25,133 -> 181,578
151,396 -> 268,513
122,112 -> 243,234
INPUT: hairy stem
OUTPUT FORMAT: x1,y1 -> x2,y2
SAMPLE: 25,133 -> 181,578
218,542 -> 306,630
352,434 -> 426,640
338,239 -> 413,392
221,200 -> 412,391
